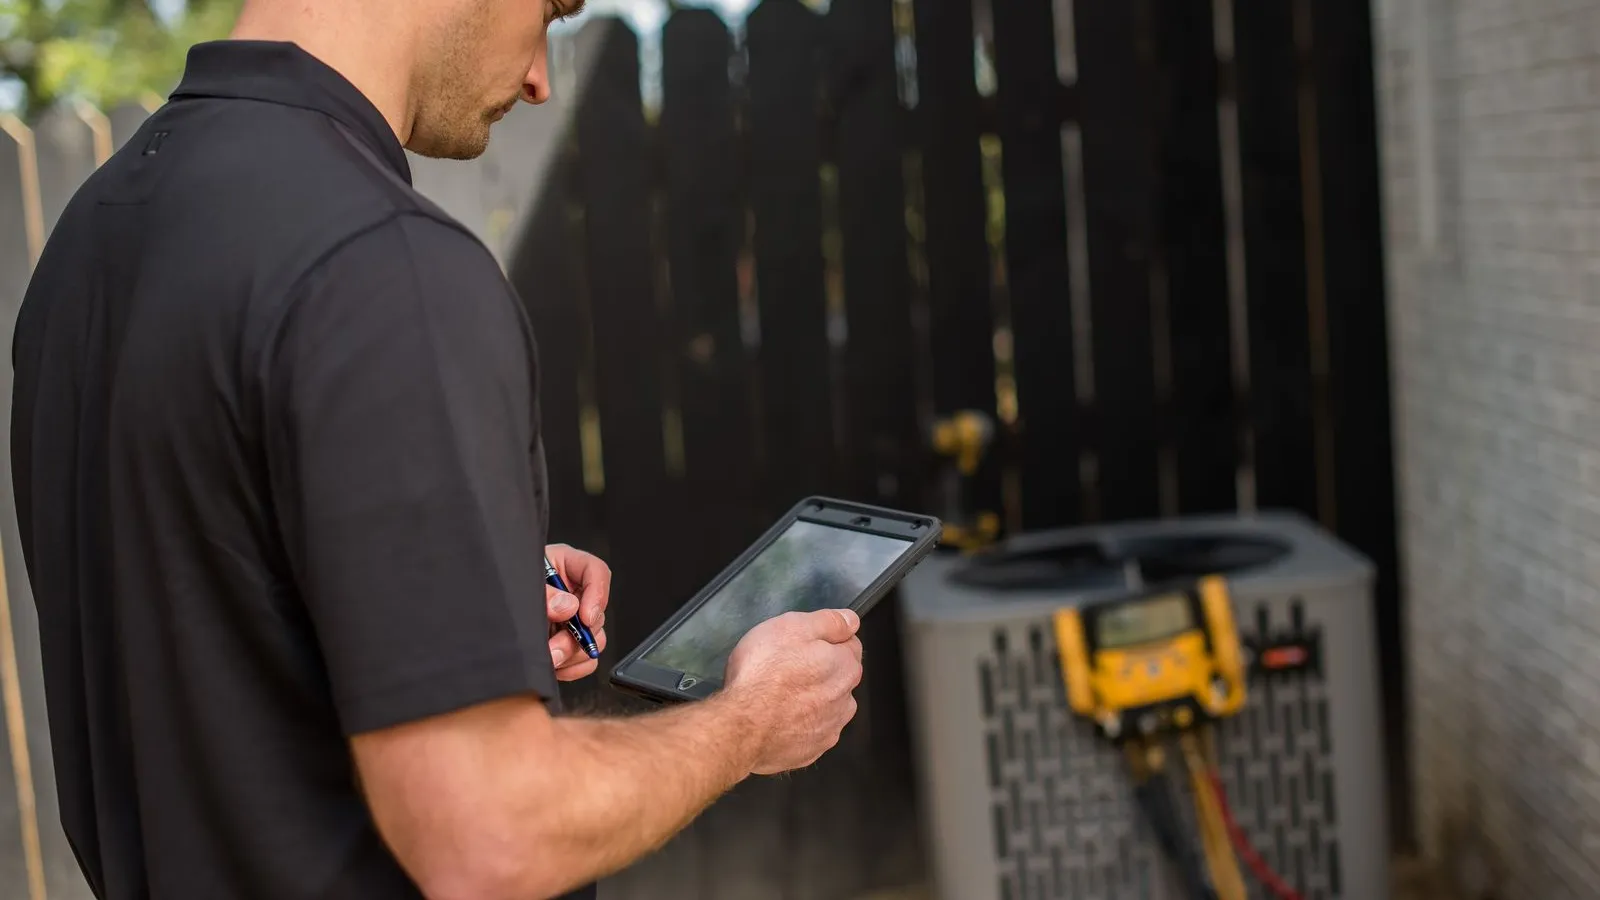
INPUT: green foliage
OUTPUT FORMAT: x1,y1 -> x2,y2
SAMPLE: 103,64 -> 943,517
0,0 -> 240,117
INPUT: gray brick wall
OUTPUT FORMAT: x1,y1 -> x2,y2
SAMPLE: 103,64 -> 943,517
1374,0 -> 1600,894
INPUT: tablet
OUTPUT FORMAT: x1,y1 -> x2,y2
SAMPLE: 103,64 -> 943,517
608,496 -> 943,704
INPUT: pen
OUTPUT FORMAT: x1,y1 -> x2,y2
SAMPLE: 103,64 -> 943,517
544,556 -> 601,659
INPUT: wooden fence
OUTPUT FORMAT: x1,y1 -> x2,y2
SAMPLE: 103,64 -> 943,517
518,0 -> 1403,897
0,0 -> 1403,898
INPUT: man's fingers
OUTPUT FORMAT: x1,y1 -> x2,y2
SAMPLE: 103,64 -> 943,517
545,586 -> 579,622
548,626 -> 608,670
579,590 -> 606,628
806,607 -> 860,644
555,657 -> 599,682
578,560 -> 611,609
548,631 -> 579,668
552,544 -> 612,625
845,635 -> 864,663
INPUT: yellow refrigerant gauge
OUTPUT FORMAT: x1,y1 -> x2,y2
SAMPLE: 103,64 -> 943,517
1053,574 -> 1246,740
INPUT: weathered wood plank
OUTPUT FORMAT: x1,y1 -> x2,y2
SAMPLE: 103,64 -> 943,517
0,114 -> 96,900
32,105 -> 97,236
698,4 -> 840,896
911,0 -> 1002,521
990,0 -> 1081,529
0,113 -> 40,900
572,16 -> 678,655
1073,0 -> 1161,521
822,0 -> 929,892
107,103 -> 152,154
507,30 -> 610,582
1305,0 -> 1409,849
1150,0 -> 1237,514
568,16 -> 700,892
748,0 -> 837,515
660,8 -> 765,612
3,111 -> 98,900
506,135 -> 602,578
642,17 -> 773,896
1233,0 -> 1317,518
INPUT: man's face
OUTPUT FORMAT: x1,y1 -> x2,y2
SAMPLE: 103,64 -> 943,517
407,0 -> 579,160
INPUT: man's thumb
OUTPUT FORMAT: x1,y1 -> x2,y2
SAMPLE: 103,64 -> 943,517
814,607 -> 861,642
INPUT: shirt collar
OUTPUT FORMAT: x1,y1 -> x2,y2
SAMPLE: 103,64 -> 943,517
170,40 -> 413,184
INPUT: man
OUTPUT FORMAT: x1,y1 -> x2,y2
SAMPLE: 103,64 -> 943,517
8,0 -> 865,897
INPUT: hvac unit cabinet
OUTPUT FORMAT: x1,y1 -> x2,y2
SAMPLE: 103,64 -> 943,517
898,512 -> 1388,900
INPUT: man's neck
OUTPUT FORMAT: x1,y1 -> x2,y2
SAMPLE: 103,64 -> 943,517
229,0 -> 419,145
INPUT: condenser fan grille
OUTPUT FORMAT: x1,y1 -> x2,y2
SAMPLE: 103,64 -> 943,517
949,533 -> 1291,592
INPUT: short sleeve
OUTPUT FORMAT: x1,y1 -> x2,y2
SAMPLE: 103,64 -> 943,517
264,213 -> 558,735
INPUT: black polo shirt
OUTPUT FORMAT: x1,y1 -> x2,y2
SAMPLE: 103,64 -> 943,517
10,41 -> 593,900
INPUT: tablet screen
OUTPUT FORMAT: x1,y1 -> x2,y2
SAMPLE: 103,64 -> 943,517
640,519 -> 912,683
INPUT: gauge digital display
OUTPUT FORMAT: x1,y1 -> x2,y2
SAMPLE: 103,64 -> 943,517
1094,593 -> 1195,648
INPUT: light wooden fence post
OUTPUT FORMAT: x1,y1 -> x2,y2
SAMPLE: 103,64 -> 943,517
0,111 -> 50,900
0,100 -> 125,900
34,104 -> 99,235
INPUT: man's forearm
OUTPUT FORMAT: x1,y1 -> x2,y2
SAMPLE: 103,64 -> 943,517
360,612 -> 860,900
511,692 -> 764,896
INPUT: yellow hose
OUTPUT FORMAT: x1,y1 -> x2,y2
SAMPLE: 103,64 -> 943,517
1181,729 -> 1247,900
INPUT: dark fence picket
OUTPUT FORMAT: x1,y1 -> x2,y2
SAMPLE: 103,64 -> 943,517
1307,0 -> 1408,850
911,0 -> 1002,521
696,2 -> 841,896
570,18 -> 683,694
652,12 -> 777,899
661,9 -> 764,595
824,0 -> 928,885
1073,0 -> 1161,521
566,17 -> 705,892
830,0 -> 921,520
1233,0 -> 1318,519
509,132 -> 598,567
747,0 -> 837,515
1150,0 -> 1237,515
813,0 -> 932,892
990,0 -> 1081,530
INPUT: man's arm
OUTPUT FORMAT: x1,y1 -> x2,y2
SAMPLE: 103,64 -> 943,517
352,690 -> 755,900
353,609 -> 863,900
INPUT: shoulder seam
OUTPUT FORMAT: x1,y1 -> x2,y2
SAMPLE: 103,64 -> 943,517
276,209 -> 491,320
260,209 -> 520,377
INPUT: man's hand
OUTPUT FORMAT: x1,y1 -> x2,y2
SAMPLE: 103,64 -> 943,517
544,543 -> 611,680
721,608 -> 864,775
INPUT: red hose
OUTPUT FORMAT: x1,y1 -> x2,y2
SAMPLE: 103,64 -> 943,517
1205,770 -> 1306,900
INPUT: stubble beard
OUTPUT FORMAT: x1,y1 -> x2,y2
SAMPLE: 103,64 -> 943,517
407,81 -> 500,161
406,5 -> 508,161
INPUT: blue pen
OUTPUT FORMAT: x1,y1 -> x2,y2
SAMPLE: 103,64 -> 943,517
544,556 -> 601,659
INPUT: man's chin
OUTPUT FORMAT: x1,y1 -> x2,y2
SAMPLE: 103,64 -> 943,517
406,129 -> 492,161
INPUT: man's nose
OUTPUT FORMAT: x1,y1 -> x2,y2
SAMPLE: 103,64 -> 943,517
524,62 -> 551,104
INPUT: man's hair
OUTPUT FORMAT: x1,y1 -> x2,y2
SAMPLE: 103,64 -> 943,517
554,0 -> 586,20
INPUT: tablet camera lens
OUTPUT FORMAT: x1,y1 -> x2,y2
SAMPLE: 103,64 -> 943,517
853,516 -> 872,527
